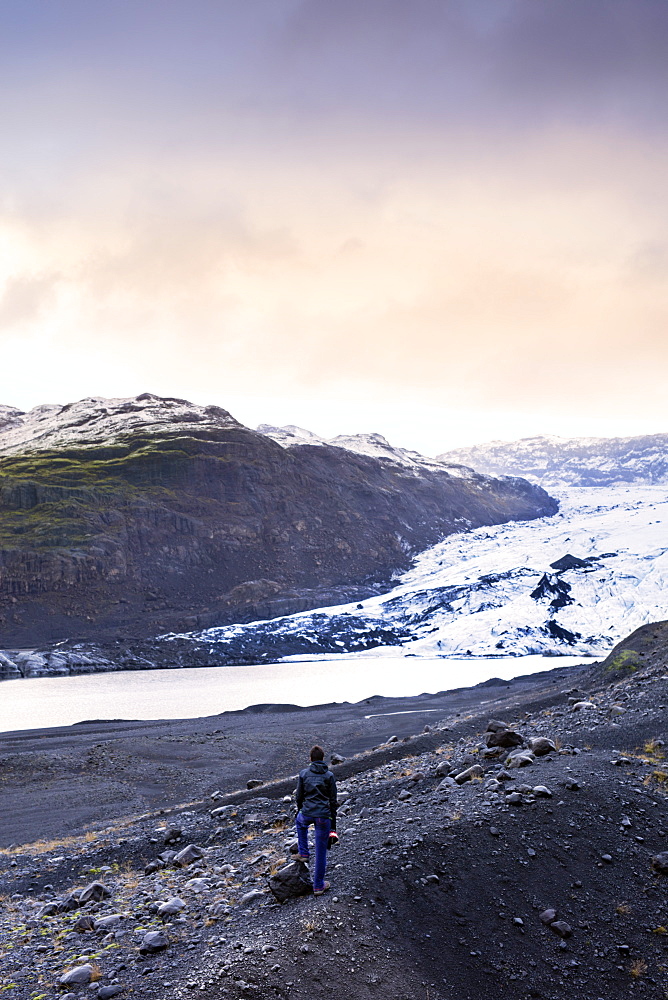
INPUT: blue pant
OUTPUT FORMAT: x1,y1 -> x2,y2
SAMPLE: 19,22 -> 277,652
296,812 -> 331,891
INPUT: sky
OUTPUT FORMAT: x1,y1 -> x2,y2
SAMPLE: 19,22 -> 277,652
0,0 -> 667,455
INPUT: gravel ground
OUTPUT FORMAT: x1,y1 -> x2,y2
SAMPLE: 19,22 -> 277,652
1,623 -> 668,999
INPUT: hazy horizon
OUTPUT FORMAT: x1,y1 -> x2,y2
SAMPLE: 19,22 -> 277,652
1,1 -> 667,453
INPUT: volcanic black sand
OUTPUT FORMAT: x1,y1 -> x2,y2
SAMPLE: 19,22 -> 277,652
1,621 -> 667,1000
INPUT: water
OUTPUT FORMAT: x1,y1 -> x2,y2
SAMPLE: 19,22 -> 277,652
0,654 -> 587,734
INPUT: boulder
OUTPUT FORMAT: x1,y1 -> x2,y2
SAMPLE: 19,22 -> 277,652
484,730 -> 523,749
532,785 -> 553,798
506,751 -> 535,769
240,889 -> 266,905
268,861 -> 313,903
435,760 -> 452,778
157,897 -> 186,918
164,826 -> 182,845
539,908 -> 557,925
454,764 -> 484,785
652,852 -> 668,875
247,779 -> 265,789
140,930 -> 169,954
331,753 -> 346,764
486,719 -> 510,732
78,881 -> 111,904
174,844 -> 205,867
527,738 -> 557,756
550,920 -> 572,938
73,914 -> 96,933
58,964 -> 94,986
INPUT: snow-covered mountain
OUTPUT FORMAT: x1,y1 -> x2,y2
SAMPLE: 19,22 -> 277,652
257,424 -> 472,476
438,433 -> 668,487
166,485 -> 668,660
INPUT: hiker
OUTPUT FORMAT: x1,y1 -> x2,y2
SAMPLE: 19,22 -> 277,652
295,745 -> 338,895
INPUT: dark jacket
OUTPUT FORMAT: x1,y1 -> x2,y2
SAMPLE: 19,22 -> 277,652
296,761 -> 337,829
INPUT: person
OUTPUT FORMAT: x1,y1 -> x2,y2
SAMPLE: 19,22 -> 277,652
295,745 -> 338,895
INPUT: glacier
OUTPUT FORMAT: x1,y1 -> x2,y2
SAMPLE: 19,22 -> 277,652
167,485 -> 668,661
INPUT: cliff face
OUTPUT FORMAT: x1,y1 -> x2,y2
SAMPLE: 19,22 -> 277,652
438,432 -> 668,487
0,394 -> 557,645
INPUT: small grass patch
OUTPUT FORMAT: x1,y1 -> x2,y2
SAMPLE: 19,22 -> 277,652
629,958 -> 647,978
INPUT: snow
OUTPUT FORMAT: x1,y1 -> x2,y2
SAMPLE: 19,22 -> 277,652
171,485 -> 668,660
0,394 -> 241,456
257,423 -> 474,475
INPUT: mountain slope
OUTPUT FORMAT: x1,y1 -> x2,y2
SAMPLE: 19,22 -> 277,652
438,432 -> 668,487
0,394 -> 555,646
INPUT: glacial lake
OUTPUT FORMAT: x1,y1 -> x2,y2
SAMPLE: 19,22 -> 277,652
0,654 -> 589,734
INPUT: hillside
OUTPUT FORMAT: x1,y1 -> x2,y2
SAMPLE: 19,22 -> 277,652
1,623 -> 668,998
438,432 -> 668,487
0,394 -> 555,647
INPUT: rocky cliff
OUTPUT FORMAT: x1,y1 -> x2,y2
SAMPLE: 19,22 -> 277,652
0,394 -> 556,646
438,432 -> 668,487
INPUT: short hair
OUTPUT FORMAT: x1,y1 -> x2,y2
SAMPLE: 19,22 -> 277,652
310,745 -> 325,761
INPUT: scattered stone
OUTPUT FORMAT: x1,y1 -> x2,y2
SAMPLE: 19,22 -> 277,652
528,737 -> 557,756
79,881 -> 111,904
157,897 -> 186,918
435,760 -> 452,778
247,779 -> 264,789
540,908 -> 557,925
485,730 -> 523,749
268,861 -> 313,903
174,844 -> 205,867
572,701 -> 596,710
240,889 -> 265,905
398,789 -> 412,800
94,913 -> 124,932
550,920 -> 573,938
98,988 -> 123,999
651,852 -> 668,874
506,751 -> 535,769
58,964 -> 95,986
140,930 -> 170,954
601,854 -> 613,864
73,914 -> 96,932
454,764 -> 484,785
164,826 -> 183,845
532,785 -> 553,798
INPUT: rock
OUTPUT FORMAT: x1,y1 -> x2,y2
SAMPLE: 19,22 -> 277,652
140,930 -> 169,954
539,908 -> 557,925
652,852 -> 668,874
79,881 -> 111,904
550,920 -> 572,938
398,789 -> 412,800
425,874 -> 440,884
435,761 -> 452,778
506,792 -> 523,804
240,889 -> 265,905
513,917 -> 524,926
484,779 -> 502,792
489,827 -> 500,837
486,719 -> 510,732
572,701 -> 596,710
73,914 -> 96,932
484,730 -> 523,749
174,844 -> 205,867
58,964 -> 95,986
211,804 -> 236,819
144,860 -> 165,875
454,764 -> 484,784
601,854 -> 613,864
437,777 -> 457,790
247,779 -> 264,789
387,735 -> 399,743
528,738 -> 557,756
268,861 -> 313,903
94,914 -> 124,932
157,897 -> 186,918
37,902 -> 59,918
532,785 -> 553,798
98,988 -> 123,999
58,893 -> 82,912
506,751 -> 535,769
164,827 -> 182,845
185,878 -> 210,891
